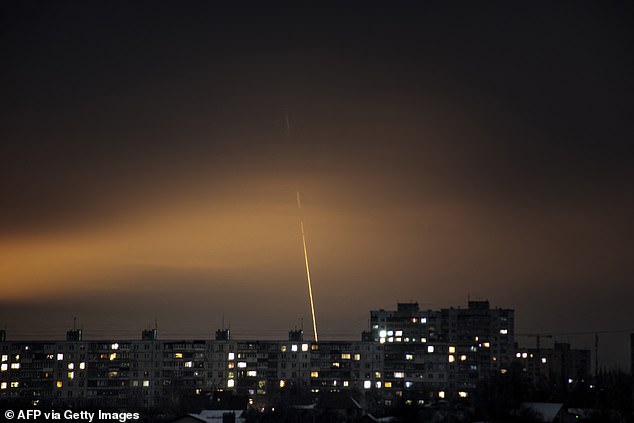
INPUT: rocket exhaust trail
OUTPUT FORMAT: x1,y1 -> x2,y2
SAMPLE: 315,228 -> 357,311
286,113 -> 318,342
296,190 -> 319,343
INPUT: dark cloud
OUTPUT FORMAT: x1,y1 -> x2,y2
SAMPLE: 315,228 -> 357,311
0,1 -> 632,367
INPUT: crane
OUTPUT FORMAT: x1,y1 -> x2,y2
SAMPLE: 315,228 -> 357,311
516,333 -> 553,353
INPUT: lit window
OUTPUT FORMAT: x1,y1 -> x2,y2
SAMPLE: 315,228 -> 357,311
10,363 -> 19,369
291,344 -> 298,352
427,346 -> 434,353
311,344 -> 319,351
68,363 -> 74,370
522,353 -> 528,359
396,337 -> 402,342
79,362 -> 86,370
420,318 -> 427,324
483,342 -> 490,348
0,382 -> 6,389
301,344 -> 309,352
411,318 -> 417,323
500,329 -> 508,335
237,362 -> 247,368
227,362 -> 234,369
568,378 -> 573,384
343,380 -> 349,387
395,330 -> 403,337
364,380 -> 371,389
421,337 -> 427,343
341,353 -> 351,360
405,354 -> 413,360
541,357 -> 547,364
405,381 -> 413,388
459,391 -> 468,398
379,338 -> 386,344
379,330 -> 387,338
438,391 -> 445,399
174,353 -> 183,359
500,369 -> 508,374
10,382 -> 19,388
184,361 -> 193,368
68,372 -> 74,380
460,355 -> 467,361
354,353 -> 361,361
14,355 -> 19,360
1,355 -> 7,362
375,371 -> 381,378
332,362 -> 340,368
111,343 -> 119,350
388,337 -> 394,343
1,364 -> 7,371
449,346 -> 456,353
448,355 -> 455,363
516,352 -> 521,358
109,353 -> 117,361
384,381 -> 392,388
281,345 -> 287,352
387,331 -> 393,336
375,381 -> 382,389
394,372 -> 404,378
57,353 -> 63,361
143,380 -> 150,387
279,380 -> 285,388
310,371 -> 319,378
474,336 -> 479,341
56,381 -> 63,388
247,370 -> 257,377
228,352 -> 235,360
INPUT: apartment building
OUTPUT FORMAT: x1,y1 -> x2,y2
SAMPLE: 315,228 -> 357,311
0,300 -> 514,410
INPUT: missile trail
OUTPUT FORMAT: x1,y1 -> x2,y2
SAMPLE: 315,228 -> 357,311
287,113 -> 318,342
296,190 -> 319,343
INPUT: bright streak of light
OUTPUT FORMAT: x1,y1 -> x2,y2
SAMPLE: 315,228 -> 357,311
297,191 -> 319,343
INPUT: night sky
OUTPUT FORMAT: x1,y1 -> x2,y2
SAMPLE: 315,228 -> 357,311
1,2 -> 632,367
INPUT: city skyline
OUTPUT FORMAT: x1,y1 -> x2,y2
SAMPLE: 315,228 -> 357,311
0,301 -> 596,414
1,2 -> 633,371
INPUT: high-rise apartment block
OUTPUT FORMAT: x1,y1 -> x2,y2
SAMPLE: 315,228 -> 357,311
0,301 -> 515,410
369,300 -> 514,403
